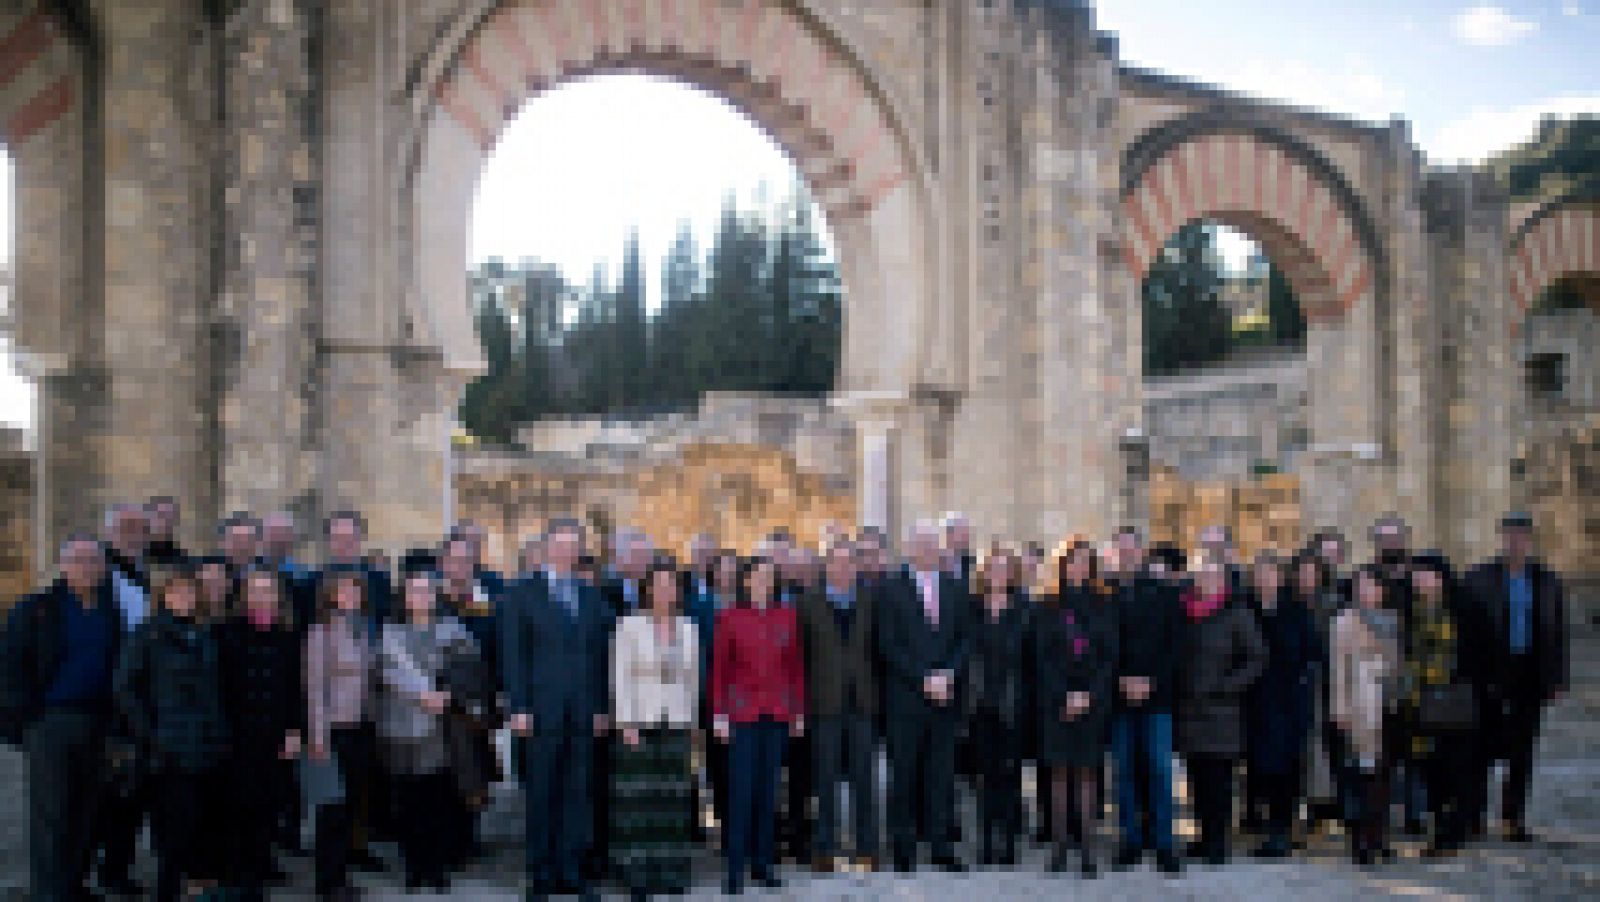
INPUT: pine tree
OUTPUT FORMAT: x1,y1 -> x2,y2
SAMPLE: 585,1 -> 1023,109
460,284 -> 522,443
1143,221 -> 1234,375
614,230 -> 648,412
767,192 -> 841,393
1265,260 -> 1305,347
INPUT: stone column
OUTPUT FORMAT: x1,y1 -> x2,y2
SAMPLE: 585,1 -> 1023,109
832,391 -> 910,538
218,0 -> 320,518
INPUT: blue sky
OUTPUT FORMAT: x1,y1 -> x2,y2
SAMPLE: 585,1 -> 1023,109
2,1 -> 1596,429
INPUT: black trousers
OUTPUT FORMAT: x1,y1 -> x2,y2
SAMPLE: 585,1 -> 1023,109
394,771 -> 455,883
886,710 -> 957,860
25,708 -> 105,902
151,769 -> 226,901
1186,755 -> 1236,857
811,710 -> 879,859
92,775 -> 144,885
972,710 -> 1022,854
1422,736 -> 1476,847
1252,768 -> 1302,842
782,732 -> 814,857
1352,764 -> 1390,853
314,725 -> 377,893
232,755 -> 293,888
1496,666 -> 1546,828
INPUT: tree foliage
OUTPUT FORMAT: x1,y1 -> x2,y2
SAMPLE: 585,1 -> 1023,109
458,185 -> 842,442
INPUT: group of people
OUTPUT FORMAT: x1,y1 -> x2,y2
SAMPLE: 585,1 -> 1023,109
0,496 -> 1572,902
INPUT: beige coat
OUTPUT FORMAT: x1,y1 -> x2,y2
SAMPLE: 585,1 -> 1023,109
305,613 -> 372,750
1330,608 -> 1401,767
611,614 -> 700,729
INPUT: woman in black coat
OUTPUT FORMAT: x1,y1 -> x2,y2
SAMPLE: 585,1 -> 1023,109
1176,555 -> 1267,866
967,544 -> 1032,866
1034,540 -> 1118,876
113,565 -> 231,902
1244,552 -> 1318,858
218,566 -> 305,899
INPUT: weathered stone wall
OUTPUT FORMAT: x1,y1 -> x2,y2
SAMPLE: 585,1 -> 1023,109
455,395 -> 856,571
0,428 -> 33,608
1143,351 -> 1308,481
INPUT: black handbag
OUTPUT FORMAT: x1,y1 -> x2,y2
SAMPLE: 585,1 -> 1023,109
1415,683 -> 1477,733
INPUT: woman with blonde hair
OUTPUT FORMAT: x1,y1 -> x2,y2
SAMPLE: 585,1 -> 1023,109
967,543 -> 1032,866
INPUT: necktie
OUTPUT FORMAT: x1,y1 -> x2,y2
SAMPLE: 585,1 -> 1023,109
922,575 -> 939,627
557,577 -> 578,618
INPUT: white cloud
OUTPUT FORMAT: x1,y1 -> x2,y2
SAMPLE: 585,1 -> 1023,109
1561,1 -> 1581,17
1452,4 -> 1538,46
1424,93 -> 1600,162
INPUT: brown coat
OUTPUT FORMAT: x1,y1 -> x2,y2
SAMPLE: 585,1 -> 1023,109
797,582 -> 878,719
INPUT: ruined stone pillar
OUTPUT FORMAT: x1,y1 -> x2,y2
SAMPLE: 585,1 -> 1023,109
218,0 -> 320,519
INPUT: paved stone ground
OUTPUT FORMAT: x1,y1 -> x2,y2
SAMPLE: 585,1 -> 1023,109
3,627 -> 1597,900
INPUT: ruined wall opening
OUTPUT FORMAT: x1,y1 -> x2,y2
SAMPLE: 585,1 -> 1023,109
461,73 -> 843,445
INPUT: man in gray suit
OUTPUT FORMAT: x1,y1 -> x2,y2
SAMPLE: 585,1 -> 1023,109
500,518 -> 613,902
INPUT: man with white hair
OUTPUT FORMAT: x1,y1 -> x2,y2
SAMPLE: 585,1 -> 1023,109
877,520 -> 972,873
942,513 -> 976,585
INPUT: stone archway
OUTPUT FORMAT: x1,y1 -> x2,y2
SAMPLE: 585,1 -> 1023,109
341,0 -> 941,545
1510,197 -> 1600,317
1116,122 -> 1392,546
0,0 -> 98,567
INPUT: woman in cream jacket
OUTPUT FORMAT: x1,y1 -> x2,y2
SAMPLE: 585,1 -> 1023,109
610,556 -> 701,900
1330,565 -> 1403,867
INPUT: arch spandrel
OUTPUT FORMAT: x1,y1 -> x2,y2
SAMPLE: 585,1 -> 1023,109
1510,197 -> 1600,316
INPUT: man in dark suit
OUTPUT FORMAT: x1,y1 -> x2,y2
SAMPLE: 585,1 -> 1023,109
500,518 -> 613,901
300,510 -> 392,630
798,539 -> 880,872
877,521 -> 973,872
1463,512 -> 1570,843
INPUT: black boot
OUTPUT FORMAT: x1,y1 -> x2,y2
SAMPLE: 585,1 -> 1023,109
1048,843 -> 1073,874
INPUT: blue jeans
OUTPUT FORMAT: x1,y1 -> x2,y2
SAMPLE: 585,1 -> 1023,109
1111,710 -> 1174,853
728,720 -> 787,882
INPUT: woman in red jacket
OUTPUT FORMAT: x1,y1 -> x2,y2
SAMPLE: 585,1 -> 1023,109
712,556 -> 805,895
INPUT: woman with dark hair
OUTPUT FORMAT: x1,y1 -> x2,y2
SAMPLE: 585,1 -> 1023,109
218,566 -> 304,900
1034,540 -> 1118,876
374,570 -> 481,891
712,556 -> 805,895
195,555 -> 234,621
611,556 -> 701,900
1400,553 -> 1479,857
1244,551 -> 1318,858
113,565 -> 231,902
968,544 -> 1032,867
1331,565 -> 1403,866
305,568 -> 378,899
1175,555 -> 1266,866
1290,549 -> 1347,835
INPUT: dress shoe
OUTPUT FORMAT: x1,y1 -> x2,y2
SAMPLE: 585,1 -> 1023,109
1503,823 -> 1535,843
997,844 -> 1017,867
1251,836 -> 1291,859
1048,845 -> 1073,873
722,877 -> 744,895
1111,845 -> 1143,870
891,854 -> 914,874
1155,851 -> 1183,876
930,854 -> 966,873
1080,852 -> 1100,879
811,855 -> 836,874
348,847 -> 386,873
753,872 -> 784,890
854,855 -> 880,872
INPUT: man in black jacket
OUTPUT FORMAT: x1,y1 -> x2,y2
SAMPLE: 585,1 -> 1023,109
1107,528 -> 1184,875
2,535 -> 122,902
877,522 -> 973,873
1463,512 -> 1570,842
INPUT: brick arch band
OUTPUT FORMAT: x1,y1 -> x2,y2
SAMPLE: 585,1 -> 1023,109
426,0 -> 913,221
1509,196 -> 1600,315
0,1 -> 81,147
1120,116 -> 1385,324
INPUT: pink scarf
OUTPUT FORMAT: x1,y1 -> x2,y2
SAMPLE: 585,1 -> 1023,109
1183,588 -> 1227,622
